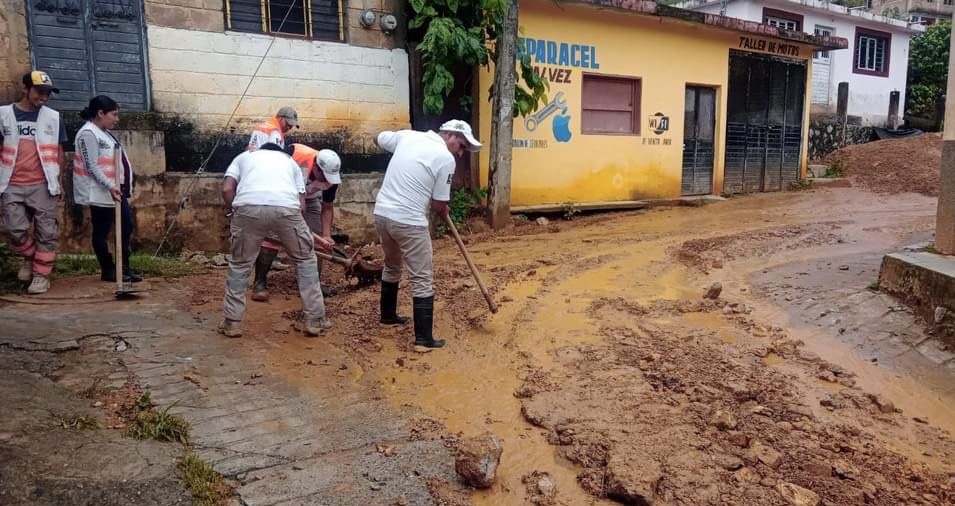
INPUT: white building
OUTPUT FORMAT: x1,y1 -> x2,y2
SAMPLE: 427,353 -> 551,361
677,0 -> 924,126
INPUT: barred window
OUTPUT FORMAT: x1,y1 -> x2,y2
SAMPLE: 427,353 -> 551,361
226,0 -> 342,41
854,28 -> 891,78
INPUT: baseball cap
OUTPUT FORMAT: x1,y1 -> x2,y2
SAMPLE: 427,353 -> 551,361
22,71 -> 60,93
316,149 -> 342,185
276,106 -> 299,128
439,119 -> 482,151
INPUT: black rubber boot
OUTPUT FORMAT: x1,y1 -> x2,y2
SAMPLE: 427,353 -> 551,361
380,281 -> 408,325
413,296 -> 444,351
251,248 -> 276,302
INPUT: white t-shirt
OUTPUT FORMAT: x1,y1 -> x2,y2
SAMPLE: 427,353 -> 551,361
225,149 -> 305,209
373,130 -> 455,227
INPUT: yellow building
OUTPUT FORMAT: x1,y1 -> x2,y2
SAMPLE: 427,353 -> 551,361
477,0 -> 847,209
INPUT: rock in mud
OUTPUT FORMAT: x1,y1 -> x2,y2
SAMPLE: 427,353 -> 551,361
536,217 -> 550,226
866,393 -> 897,414
776,481 -> 821,506
454,432 -> 503,489
704,283 -> 723,300
735,467 -> 760,483
747,441 -> 784,469
715,454 -> 744,471
522,471 -> 557,505
710,410 -> 739,431
934,306 -> 948,324
604,453 -> 662,505
210,253 -> 229,267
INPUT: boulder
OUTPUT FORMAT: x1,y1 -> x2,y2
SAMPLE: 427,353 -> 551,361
455,432 -> 504,489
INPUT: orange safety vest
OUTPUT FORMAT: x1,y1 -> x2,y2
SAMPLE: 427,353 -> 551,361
248,117 -> 285,150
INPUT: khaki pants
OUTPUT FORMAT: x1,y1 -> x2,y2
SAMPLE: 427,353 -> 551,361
261,198 -> 325,272
224,205 -> 325,322
1,184 -> 58,276
375,215 -> 433,298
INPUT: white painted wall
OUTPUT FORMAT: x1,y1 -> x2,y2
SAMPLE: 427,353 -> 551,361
690,0 -> 916,126
146,26 -> 410,135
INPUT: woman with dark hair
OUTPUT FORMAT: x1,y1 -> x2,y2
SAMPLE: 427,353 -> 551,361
73,95 -> 141,283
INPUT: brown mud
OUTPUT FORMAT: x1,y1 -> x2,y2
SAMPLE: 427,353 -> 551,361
185,187 -> 954,505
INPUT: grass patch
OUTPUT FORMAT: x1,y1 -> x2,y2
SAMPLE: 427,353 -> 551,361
128,401 -> 190,444
51,412 -> 99,430
55,253 -> 195,279
178,453 -> 230,506
824,160 -> 846,178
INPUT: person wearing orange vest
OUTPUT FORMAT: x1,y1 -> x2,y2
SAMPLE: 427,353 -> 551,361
251,143 -> 341,302
247,107 -> 299,151
0,71 -> 68,295
73,95 -> 142,284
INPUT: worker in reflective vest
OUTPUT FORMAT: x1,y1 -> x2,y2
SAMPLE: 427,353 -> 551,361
0,71 -> 68,295
252,143 -> 341,302
247,107 -> 299,151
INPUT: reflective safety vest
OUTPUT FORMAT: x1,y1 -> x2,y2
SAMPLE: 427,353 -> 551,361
289,143 -> 325,200
73,121 -> 133,207
0,104 -> 62,195
248,117 -> 284,150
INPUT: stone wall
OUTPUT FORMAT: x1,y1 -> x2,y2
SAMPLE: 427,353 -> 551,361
56,130 -> 384,255
0,0 -> 31,104
807,116 -> 875,160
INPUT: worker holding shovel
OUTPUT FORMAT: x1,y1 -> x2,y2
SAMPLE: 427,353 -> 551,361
373,120 -> 482,352
73,95 -> 142,285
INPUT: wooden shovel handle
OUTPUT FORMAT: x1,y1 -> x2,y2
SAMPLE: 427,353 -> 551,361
444,215 -> 497,313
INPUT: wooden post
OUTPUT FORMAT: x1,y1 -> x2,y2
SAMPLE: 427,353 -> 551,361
487,0 -> 518,230
836,82 -> 849,147
888,90 -> 900,130
936,22 -> 955,254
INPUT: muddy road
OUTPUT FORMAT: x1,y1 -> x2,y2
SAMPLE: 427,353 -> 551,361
203,186 -> 953,505
3,186 -> 954,505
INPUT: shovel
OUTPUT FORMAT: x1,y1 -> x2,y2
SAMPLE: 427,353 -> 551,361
444,215 -> 497,313
112,143 -> 141,299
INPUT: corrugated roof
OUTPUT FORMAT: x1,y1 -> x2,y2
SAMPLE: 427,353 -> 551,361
559,0 -> 850,50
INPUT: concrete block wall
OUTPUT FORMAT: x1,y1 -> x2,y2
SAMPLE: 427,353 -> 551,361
0,0 -> 31,104
146,25 -> 410,137
58,130 -> 385,254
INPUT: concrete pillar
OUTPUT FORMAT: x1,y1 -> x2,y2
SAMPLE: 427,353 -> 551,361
837,82 -> 849,147
938,23 -> 955,254
888,91 -> 900,130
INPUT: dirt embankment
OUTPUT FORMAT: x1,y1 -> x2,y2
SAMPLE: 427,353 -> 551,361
823,133 -> 941,196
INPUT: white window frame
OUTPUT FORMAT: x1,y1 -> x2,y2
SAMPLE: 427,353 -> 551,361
766,16 -> 798,31
856,34 -> 887,73
813,25 -> 834,61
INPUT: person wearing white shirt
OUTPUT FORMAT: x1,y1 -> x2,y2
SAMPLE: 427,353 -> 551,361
373,119 -> 481,351
219,143 -> 330,338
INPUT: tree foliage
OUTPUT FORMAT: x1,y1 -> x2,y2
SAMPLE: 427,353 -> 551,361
410,0 -> 548,116
907,21 -> 951,117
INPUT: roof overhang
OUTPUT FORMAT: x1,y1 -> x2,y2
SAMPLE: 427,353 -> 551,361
675,0 -> 926,34
557,0 -> 850,51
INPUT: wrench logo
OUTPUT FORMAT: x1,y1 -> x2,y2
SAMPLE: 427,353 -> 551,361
525,92 -> 567,132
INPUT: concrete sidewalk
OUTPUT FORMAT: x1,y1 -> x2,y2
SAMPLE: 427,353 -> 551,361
0,282 -> 466,506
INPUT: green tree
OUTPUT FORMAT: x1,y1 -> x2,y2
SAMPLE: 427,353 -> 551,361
409,0 -> 548,117
907,21 -> 951,118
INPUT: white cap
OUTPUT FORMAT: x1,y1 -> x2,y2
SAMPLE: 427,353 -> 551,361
439,119 -> 482,151
317,149 -> 342,185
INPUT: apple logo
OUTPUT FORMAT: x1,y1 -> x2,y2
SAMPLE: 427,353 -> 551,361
552,109 -> 572,143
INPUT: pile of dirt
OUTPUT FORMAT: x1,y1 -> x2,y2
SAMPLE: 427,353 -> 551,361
823,134 -> 942,196
517,298 -> 955,505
